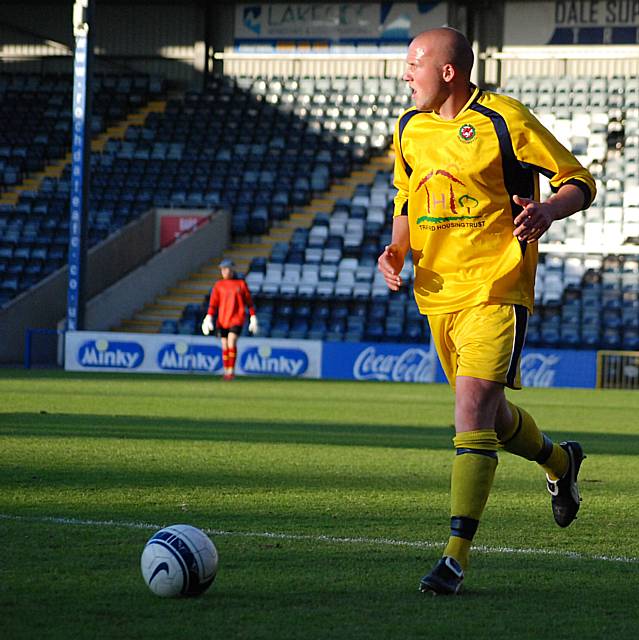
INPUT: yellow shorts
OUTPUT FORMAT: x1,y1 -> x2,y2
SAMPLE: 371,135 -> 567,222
427,303 -> 528,390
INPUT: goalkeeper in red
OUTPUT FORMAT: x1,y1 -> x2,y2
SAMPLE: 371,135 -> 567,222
377,27 -> 596,595
202,259 -> 258,380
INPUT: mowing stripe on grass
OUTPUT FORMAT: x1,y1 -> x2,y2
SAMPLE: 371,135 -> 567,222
2,513 -> 637,565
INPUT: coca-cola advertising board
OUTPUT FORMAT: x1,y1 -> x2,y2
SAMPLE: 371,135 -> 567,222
321,342 -> 597,388
518,349 -> 596,388
322,342 -> 438,384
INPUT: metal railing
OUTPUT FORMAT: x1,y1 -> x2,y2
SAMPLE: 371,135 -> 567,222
597,350 -> 639,389
212,49 -> 405,78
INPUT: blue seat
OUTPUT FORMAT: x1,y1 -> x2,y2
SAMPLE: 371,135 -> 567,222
406,320 -> 425,342
601,328 -> 622,349
365,321 -> 385,342
308,318 -> 327,340
270,318 -> 290,339
177,318 -> 196,334
289,318 -> 309,339
623,330 -> 639,349
560,324 -> 581,347
295,300 -> 312,319
540,327 -> 560,347
385,318 -> 404,341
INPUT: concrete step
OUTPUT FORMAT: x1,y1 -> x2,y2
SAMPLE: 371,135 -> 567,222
118,318 -> 163,332
267,227 -> 294,242
156,293 -> 203,305
139,305 -> 183,318
168,286 -> 210,298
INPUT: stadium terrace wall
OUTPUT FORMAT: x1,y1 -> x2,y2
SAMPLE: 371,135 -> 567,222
0,210 -> 155,364
1,208 -> 228,364
79,209 -> 229,332
64,332 -> 598,389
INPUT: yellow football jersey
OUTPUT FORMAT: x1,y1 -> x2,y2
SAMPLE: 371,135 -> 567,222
393,86 -> 596,315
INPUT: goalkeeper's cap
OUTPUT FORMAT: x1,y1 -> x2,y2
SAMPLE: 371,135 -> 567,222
219,259 -> 234,268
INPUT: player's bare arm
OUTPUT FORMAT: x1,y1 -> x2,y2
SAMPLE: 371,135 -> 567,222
377,215 -> 410,291
512,184 -> 587,244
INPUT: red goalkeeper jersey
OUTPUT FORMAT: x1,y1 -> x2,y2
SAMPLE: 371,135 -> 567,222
207,277 -> 255,329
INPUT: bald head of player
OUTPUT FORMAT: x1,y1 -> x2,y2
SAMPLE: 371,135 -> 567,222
403,27 -> 474,118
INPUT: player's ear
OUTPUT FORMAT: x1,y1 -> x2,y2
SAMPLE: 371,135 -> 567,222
442,63 -> 455,82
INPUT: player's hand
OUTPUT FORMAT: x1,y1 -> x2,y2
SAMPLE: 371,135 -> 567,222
512,195 -> 556,243
201,314 -> 214,336
377,243 -> 405,291
248,315 -> 259,335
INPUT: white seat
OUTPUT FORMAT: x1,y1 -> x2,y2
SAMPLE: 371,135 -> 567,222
624,186 -> 639,208
623,221 -> 639,239
344,233 -> 364,248
371,283 -> 390,299
265,262 -> 283,278
297,283 -> 316,297
367,207 -> 386,224
353,282 -> 372,299
329,220 -> 346,236
279,282 -> 298,296
355,265 -> 375,281
308,225 -> 328,246
335,282 -> 354,297
604,206 -> 623,223
624,203 -> 639,221
316,281 -> 335,297
261,281 -> 279,296
302,263 -> 319,278
320,263 -> 338,281
338,257 -> 359,272
584,222 -> 605,246
304,244 -> 322,261
323,248 -> 342,264
336,271 -> 355,286
281,270 -> 300,284
352,194 -> 370,208
245,272 -> 264,288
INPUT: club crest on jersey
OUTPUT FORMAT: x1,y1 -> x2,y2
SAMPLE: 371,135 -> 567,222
458,124 -> 476,143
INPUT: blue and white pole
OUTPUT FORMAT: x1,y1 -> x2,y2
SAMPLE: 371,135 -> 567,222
67,0 -> 94,331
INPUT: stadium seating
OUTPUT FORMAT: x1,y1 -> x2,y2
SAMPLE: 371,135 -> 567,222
0,72 -> 167,304
1,68 -> 638,350
159,73 -> 639,348
0,72 -> 411,307
0,72 -> 164,193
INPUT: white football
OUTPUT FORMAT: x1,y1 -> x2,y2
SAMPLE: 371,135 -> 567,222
140,524 -> 218,597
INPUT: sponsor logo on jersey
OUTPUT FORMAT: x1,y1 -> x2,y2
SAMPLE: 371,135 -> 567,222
353,346 -> 435,382
78,339 -> 144,369
521,353 -> 560,387
157,341 -> 222,372
415,168 -> 482,225
458,123 -> 476,143
241,345 -> 308,377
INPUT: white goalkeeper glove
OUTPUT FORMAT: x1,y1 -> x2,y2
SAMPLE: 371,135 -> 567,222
248,315 -> 259,335
201,314 -> 214,336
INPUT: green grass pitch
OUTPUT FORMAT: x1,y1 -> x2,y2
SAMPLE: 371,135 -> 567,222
2,369 -> 639,639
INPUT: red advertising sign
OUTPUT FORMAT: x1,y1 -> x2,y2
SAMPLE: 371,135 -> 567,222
160,215 -> 206,248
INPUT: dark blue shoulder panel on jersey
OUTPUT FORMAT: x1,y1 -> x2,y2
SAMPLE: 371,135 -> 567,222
468,102 -> 535,215
397,110 -> 422,178
521,161 -> 593,209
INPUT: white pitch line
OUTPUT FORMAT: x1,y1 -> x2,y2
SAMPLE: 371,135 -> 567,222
1,513 -> 637,565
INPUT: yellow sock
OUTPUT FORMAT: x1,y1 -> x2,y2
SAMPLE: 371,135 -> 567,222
498,402 -> 568,481
443,430 -> 499,571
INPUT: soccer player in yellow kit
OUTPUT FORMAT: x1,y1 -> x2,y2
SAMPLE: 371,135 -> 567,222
377,27 -> 596,595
